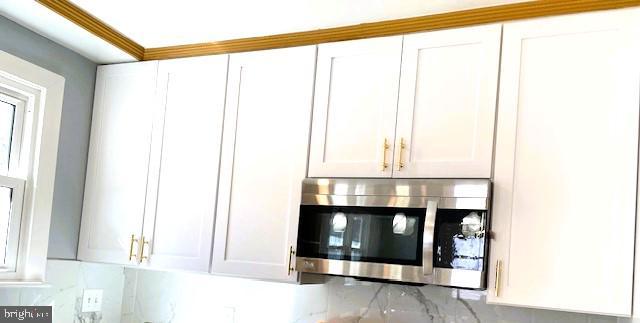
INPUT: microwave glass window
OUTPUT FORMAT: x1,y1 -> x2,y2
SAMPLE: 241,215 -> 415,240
350,216 -> 363,250
433,209 -> 486,271
297,205 -> 425,266
328,212 -> 346,257
328,229 -> 344,257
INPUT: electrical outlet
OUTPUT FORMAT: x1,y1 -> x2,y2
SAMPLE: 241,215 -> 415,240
81,289 -> 103,313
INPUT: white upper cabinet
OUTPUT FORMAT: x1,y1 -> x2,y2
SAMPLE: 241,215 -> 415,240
394,25 -> 501,178
212,46 -> 316,281
308,36 -> 402,178
308,27 -> 500,179
140,56 -> 228,272
488,9 -> 640,316
78,61 -> 158,265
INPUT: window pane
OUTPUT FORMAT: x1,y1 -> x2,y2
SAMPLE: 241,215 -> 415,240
0,101 -> 15,176
0,186 -> 11,265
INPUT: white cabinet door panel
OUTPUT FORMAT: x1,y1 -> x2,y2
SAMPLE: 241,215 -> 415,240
78,61 -> 158,264
141,55 -> 228,272
308,37 -> 402,178
394,25 -> 500,178
488,9 -> 640,316
212,46 -> 316,281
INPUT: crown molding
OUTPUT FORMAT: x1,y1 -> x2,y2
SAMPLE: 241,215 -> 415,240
143,0 -> 640,60
36,0 -> 144,60
36,0 -> 640,62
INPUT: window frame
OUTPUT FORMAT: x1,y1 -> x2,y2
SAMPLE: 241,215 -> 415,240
0,49 -> 65,283
0,92 -> 27,176
0,90 -> 29,274
0,175 -> 24,272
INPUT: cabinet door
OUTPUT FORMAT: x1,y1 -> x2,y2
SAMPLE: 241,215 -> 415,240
394,25 -> 501,178
78,61 -> 158,264
308,37 -> 402,178
212,46 -> 316,281
488,9 -> 640,316
140,55 -> 228,272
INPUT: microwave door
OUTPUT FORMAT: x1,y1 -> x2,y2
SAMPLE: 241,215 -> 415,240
297,205 -> 427,280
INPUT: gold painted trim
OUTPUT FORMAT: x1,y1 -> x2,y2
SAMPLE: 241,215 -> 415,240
36,0 -> 145,60
143,0 -> 640,60
37,0 -> 640,61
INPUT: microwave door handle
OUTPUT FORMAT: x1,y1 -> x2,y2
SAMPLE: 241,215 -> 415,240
423,199 -> 439,278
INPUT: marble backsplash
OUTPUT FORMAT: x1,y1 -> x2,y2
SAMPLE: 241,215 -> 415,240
323,277 -> 620,323
121,268 -> 624,323
0,260 -> 629,323
120,268 -> 328,323
0,260 -> 125,323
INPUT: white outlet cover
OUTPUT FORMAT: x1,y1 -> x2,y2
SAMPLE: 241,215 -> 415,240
81,289 -> 104,313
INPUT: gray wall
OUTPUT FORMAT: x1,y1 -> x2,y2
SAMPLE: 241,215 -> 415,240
0,15 -> 97,259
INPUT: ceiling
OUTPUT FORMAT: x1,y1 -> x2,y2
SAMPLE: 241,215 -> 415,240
0,0 -> 528,64
0,0 -> 134,63
68,0 -> 526,48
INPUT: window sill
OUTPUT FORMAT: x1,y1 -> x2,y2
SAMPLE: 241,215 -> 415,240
0,281 -> 49,288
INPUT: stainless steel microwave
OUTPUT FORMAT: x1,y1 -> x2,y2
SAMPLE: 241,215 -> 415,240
295,178 -> 491,289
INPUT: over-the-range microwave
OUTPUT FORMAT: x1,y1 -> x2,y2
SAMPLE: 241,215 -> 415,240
295,178 -> 491,289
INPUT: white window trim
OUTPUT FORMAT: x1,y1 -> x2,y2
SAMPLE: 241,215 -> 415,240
0,50 -> 64,283
0,92 -> 26,176
0,175 -> 25,272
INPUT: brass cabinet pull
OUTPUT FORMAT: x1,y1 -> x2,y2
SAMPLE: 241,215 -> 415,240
128,234 -> 138,261
139,236 -> 150,262
495,259 -> 502,297
381,138 -> 390,171
287,246 -> 296,276
397,138 -> 406,171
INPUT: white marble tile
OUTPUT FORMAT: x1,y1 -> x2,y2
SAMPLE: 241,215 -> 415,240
120,268 -> 138,317
587,315 -> 619,323
6,261 -> 610,323
122,267 -> 328,323
18,260 -> 79,323
474,302 -> 535,323
325,277 -> 387,322
0,260 -> 126,323
43,259 -> 80,322
319,277 -> 627,323
532,309 -> 588,323
386,284 -> 456,323
76,261 -> 125,323
0,288 -> 23,305
291,283 -> 329,323
449,289 -> 522,323
127,269 -> 176,323
454,289 -> 487,323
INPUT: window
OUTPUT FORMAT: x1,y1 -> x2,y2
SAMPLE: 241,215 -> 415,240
0,49 -> 65,283
0,93 -> 27,272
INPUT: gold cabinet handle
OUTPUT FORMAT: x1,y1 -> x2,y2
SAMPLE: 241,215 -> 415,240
397,138 -> 406,171
495,259 -> 502,297
139,236 -> 150,262
287,246 -> 296,276
128,234 -> 138,261
381,138 -> 390,171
